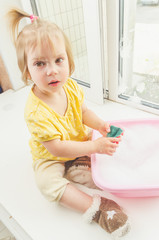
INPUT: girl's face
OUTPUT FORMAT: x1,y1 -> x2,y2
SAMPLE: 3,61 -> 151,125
27,37 -> 69,96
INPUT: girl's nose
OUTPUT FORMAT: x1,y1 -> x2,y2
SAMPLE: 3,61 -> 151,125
46,63 -> 58,76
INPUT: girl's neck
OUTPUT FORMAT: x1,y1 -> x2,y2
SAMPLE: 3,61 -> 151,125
33,84 -> 63,99
33,84 -> 68,116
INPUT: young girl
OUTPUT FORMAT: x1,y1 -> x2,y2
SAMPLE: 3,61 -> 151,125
7,8 -> 130,238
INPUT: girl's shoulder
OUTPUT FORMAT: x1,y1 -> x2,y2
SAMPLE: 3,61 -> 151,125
65,77 -> 83,95
24,88 -> 49,121
65,78 -> 84,104
65,78 -> 79,91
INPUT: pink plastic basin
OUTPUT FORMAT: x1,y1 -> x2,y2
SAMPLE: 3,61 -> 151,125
91,119 -> 159,198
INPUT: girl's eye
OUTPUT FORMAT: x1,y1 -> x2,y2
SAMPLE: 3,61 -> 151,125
35,61 -> 46,67
56,58 -> 63,63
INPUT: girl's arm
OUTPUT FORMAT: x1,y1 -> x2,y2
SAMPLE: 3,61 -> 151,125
42,136 -> 120,159
82,102 -> 110,136
42,102 -> 121,159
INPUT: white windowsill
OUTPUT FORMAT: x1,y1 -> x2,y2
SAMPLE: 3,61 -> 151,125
0,86 -> 159,240
86,98 -> 158,122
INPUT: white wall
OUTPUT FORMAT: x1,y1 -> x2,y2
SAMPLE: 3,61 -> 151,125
0,0 -> 29,90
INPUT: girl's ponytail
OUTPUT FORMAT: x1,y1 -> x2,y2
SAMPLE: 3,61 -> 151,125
6,8 -> 30,46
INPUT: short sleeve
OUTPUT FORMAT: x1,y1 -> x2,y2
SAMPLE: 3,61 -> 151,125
26,115 -> 61,142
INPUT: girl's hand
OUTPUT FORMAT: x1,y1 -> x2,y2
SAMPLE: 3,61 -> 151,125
98,121 -> 110,137
93,136 -> 121,156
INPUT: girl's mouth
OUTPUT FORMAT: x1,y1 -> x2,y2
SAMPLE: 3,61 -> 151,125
48,81 -> 60,86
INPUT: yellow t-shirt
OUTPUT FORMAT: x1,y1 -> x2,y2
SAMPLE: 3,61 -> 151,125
24,78 -> 89,162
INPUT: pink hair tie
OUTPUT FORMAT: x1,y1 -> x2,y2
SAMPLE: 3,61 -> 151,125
30,14 -> 38,23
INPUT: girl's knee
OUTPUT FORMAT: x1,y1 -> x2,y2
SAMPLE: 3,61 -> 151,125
35,173 -> 69,202
34,161 -> 69,202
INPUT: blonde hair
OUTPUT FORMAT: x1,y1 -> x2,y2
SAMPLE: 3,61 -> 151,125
6,8 -> 75,84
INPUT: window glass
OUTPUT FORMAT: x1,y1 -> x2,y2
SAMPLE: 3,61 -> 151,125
34,0 -> 90,86
119,0 -> 159,109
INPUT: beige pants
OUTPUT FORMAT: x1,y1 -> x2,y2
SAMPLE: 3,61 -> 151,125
33,156 -> 97,202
